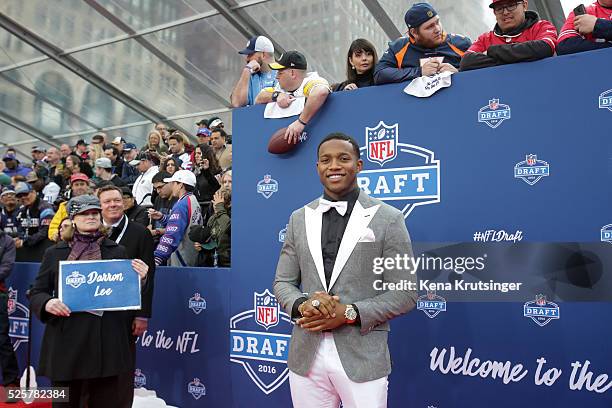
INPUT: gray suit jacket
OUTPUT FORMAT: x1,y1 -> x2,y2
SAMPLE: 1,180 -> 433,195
273,191 -> 417,382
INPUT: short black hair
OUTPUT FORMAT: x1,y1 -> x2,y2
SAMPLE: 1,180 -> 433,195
211,128 -> 227,139
104,146 -> 120,157
152,171 -> 170,184
317,132 -> 361,159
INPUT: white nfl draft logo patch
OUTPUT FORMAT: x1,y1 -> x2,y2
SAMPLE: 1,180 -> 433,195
416,290 -> 447,319
65,271 -> 86,289
187,378 -> 206,399
257,174 -> 279,199
523,294 -> 559,327
230,289 -> 292,394
601,224 -> 612,244
514,154 -> 549,185
189,293 -> 207,314
478,98 -> 511,128
599,89 -> 612,111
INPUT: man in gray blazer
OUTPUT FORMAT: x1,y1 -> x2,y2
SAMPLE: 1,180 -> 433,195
273,132 -> 417,408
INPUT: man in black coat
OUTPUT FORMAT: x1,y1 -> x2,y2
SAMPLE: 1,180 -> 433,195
97,185 -> 155,407
121,187 -> 149,227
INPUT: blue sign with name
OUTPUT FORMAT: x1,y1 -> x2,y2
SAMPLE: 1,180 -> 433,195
59,259 -> 141,312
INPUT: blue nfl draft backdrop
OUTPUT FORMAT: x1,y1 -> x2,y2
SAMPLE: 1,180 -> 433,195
231,48 -> 612,408
4,49 -> 612,408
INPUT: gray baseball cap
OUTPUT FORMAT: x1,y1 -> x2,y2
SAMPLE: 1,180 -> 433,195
67,195 -> 102,218
95,157 -> 113,169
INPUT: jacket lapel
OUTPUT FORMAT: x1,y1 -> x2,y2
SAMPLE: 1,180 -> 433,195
304,204 -> 327,291
328,199 -> 380,291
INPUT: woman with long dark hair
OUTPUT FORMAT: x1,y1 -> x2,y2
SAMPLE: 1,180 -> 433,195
30,195 -> 148,408
161,157 -> 181,176
333,38 -> 378,92
193,144 -> 222,202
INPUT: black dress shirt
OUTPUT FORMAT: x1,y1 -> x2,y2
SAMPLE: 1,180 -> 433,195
321,187 -> 360,288
290,187 -> 361,320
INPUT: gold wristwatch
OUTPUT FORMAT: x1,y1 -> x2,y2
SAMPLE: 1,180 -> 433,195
344,304 -> 357,324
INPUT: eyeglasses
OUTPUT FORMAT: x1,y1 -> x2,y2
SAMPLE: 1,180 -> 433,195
493,1 -> 522,14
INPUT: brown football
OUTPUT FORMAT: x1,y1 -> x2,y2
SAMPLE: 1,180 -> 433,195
267,127 -> 307,154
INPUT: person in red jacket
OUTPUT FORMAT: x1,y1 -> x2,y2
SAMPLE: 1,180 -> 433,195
460,0 -> 557,71
557,1 -> 612,55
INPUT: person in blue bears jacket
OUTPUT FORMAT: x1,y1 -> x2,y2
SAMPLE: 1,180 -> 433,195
374,2 -> 472,84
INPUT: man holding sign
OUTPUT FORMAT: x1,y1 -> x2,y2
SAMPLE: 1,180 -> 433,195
30,195 -> 148,408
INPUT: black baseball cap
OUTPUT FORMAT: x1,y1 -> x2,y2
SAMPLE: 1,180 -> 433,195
196,119 -> 209,126
269,51 -> 307,70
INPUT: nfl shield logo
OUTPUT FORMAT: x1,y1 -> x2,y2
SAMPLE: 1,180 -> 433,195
254,289 -> 279,330
526,154 -> 537,166
489,99 -> 499,110
366,121 -> 398,166
7,288 -> 17,315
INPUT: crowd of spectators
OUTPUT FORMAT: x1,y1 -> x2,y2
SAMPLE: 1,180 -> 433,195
2,0 -> 610,268
232,0 -> 610,104
0,117 -> 233,267
227,0 -> 610,145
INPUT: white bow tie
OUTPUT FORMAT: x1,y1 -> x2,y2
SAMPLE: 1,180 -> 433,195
318,198 -> 348,216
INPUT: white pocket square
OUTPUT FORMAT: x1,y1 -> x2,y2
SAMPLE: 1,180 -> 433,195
358,227 -> 376,243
